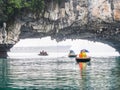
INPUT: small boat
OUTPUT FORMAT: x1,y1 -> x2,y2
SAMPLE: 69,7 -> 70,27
38,50 -> 48,56
38,53 -> 48,56
68,50 -> 76,57
76,57 -> 91,63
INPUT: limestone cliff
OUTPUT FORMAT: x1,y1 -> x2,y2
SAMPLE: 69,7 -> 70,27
0,0 -> 120,55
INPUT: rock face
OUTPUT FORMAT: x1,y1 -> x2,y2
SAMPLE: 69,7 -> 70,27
0,44 -> 13,58
0,0 -> 120,57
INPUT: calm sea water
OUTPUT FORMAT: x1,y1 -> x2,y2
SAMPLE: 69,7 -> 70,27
0,47 -> 120,90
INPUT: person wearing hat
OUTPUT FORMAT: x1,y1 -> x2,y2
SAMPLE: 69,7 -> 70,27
79,50 -> 87,58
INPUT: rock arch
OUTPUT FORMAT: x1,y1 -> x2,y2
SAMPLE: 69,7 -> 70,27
0,0 -> 120,58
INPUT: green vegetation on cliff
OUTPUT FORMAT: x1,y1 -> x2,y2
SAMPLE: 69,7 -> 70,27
0,0 -> 46,26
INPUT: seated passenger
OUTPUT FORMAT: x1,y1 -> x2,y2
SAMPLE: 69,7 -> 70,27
79,50 -> 87,58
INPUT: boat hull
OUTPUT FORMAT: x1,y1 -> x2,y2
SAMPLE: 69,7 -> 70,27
68,55 -> 76,57
76,57 -> 91,63
38,54 -> 48,56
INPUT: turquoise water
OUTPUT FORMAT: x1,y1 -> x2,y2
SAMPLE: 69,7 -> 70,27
0,56 -> 120,90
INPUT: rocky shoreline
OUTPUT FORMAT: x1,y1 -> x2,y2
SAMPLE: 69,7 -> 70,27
0,44 -> 13,58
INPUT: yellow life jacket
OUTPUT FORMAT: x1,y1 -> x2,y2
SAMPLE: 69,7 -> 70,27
82,52 -> 87,58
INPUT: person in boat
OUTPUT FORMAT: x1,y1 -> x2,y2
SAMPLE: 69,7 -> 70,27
69,50 -> 75,55
44,51 -> 48,55
79,50 -> 87,58
40,50 -> 48,55
40,50 -> 44,55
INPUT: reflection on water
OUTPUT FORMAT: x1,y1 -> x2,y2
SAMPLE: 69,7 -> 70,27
0,59 -> 8,87
0,56 -> 120,90
78,62 -> 88,77
78,62 -> 88,90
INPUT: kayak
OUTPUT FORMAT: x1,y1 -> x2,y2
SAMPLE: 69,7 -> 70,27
76,57 -> 91,63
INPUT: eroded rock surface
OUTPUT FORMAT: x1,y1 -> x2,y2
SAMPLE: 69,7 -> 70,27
0,0 -> 120,57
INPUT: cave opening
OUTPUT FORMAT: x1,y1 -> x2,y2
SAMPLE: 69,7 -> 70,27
8,36 -> 120,58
